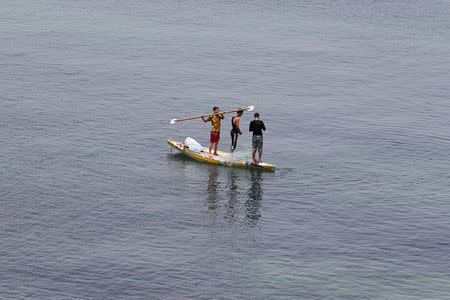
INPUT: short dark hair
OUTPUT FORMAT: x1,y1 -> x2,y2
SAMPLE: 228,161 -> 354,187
254,113 -> 259,118
213,106 -> 219,111
237,110 -> 243,115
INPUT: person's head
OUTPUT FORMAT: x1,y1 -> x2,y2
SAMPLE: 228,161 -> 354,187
254,112 -> 260,119
237,110 -> 243,116
213,106 -> 219,113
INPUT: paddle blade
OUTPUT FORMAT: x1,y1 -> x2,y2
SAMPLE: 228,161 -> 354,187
170,119 -> 177,124
247,105 -> 254,111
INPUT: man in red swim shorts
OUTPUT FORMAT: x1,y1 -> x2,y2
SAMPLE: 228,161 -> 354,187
202,106 -> 224,155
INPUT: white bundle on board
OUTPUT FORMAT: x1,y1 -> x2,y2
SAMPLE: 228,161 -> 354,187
184,137 -> 204,152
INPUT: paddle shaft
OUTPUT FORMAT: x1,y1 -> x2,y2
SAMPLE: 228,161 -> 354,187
172,107 -> 252,123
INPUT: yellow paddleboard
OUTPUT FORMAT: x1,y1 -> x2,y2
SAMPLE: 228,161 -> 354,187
167,139 -> 275,169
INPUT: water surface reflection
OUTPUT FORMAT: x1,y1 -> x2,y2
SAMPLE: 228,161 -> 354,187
204,167 -> 264,226
245,170 -> 263,225
206,167 -> 220,210
225,170 -> 239,222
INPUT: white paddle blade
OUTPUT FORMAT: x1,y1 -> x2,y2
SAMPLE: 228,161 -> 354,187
247,105 -> 254,111
170,119 -> 177,124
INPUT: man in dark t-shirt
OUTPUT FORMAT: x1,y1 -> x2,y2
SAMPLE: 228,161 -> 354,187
249,112 -> 266,164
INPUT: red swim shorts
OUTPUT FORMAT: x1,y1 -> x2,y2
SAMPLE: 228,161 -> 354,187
210,131 -> 220,143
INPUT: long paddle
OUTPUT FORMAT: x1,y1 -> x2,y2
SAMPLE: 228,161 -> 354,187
170,106 -> 254,124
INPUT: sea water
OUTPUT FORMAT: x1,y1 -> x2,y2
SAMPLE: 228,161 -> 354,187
1,0 -> 450,298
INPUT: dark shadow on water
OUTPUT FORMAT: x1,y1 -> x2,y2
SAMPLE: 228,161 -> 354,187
204,166 -> 264,226
166,152 -> 265,226
206,167 -> 220,210
244,169 -> 263,225
224,169 -> 239,222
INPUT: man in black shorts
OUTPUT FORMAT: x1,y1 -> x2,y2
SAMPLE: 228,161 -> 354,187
249,112 -> 266,164
230,110 -> 243,153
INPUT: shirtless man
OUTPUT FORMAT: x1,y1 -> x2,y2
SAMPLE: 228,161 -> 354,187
230,110 -> 243,153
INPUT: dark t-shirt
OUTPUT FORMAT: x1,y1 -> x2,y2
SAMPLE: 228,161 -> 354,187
249,120 -> 266,136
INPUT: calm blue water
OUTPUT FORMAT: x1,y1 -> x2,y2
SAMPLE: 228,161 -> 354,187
2,0 -> 450,298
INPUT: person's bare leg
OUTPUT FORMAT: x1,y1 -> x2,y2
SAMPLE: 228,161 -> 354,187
252,152 -> 256,164
214,143 -> 218,155
258,152 -> 262,164
209,142 -> 213,154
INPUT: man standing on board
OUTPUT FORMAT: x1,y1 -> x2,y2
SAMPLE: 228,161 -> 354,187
202,106 -> 224,156
249,112 -> 266,164
230,110 -> 243,153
